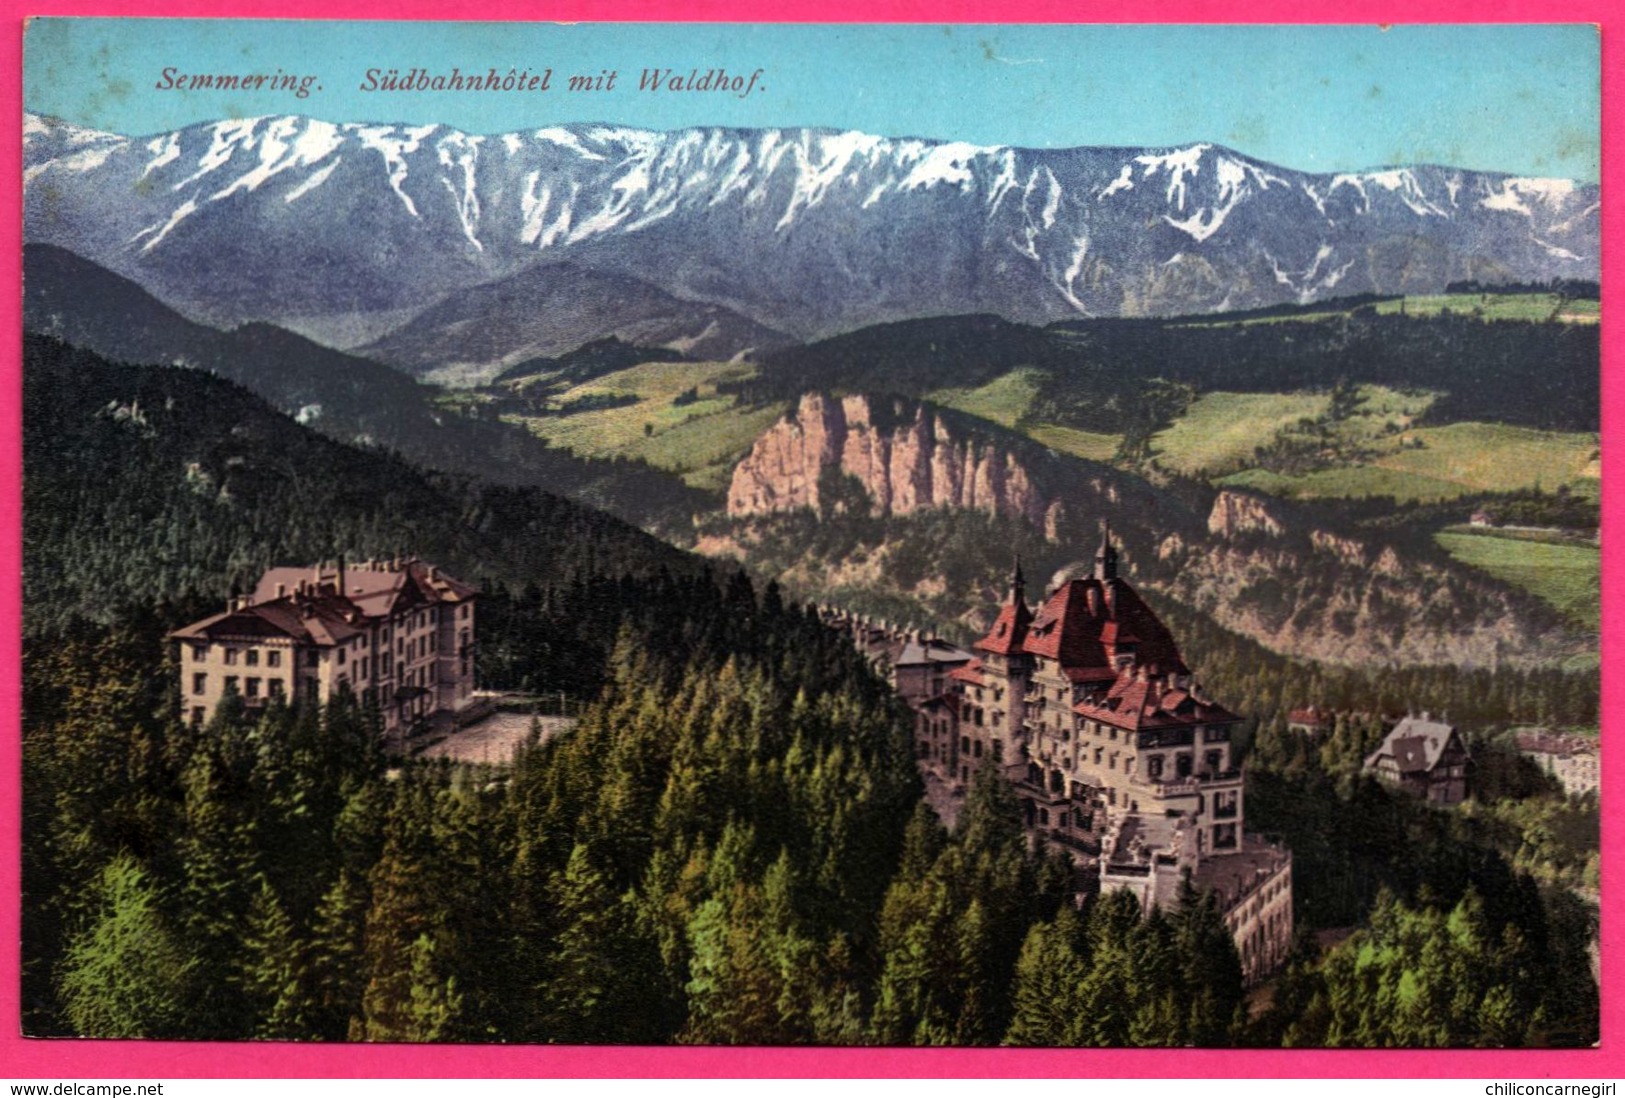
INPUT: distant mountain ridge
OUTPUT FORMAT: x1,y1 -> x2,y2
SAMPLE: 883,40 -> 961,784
23,112 -> 1599,372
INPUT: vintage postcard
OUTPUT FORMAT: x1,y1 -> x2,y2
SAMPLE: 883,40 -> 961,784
12,14 -> 1608,1069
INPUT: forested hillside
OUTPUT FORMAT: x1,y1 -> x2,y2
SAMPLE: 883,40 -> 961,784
22,332 -> 1596,1046
734,304 -> 1598,435
24,247 -> 705,528
23,333 -> 694,636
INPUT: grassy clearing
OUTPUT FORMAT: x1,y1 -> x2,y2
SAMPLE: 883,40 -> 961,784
1151,391 -> 1329,476
1173,293 -> 1597,328
509,360 -> 782,486
1374,294 -> 1599,324
1028,424 -> 1122,463
1219,464 -> 1469,503
927,368 -> 1046,428
1371,423 -> 1599,495
1436,531 -> 1600,631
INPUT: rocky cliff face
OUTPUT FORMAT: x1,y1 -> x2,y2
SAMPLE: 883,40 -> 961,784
728,393 -> 1065,532
1163,490 -> 1586,668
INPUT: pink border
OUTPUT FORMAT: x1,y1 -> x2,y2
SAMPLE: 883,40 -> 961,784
1,0 -> 1615,1078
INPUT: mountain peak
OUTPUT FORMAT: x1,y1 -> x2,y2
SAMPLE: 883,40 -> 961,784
23,111 -> 1599,364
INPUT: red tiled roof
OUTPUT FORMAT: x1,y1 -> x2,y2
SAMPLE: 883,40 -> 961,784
175,560 -> 475,648
1073,668 -> 1239,732
950,659 -> 987,686
170,592 -> 367,647
975,598 -> 1032,656
1018,577 -> 1188,677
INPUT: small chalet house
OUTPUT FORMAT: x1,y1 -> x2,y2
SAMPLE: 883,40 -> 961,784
170,557 -> 477,738
1363,712 -> 1473,804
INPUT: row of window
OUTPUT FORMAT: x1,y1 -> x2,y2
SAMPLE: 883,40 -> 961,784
195,644 -> 291,668
194,673 -> 287,700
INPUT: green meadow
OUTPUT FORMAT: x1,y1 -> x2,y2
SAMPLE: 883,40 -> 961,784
927,367 -> 1046,428
508,360 -> 785,489
1028,424 -> 1122,463
1436,530 -> 1600,631
1151,391 -> 1329,476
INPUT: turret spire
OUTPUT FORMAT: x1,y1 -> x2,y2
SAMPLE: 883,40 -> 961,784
1010,553 -> 1027,604
1094,520 -> 1119,581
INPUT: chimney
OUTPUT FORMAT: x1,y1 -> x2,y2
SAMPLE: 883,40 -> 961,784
337,553 -> 346,598
276,583 -> 286,599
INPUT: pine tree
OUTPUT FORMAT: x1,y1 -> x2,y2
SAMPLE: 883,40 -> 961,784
307,868 -> 369,1041
57,855 -> 196,1038
240,877 -> 312,1040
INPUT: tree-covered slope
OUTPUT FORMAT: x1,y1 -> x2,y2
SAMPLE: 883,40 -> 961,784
23,244 -> 707,528
23,333 -> 695,636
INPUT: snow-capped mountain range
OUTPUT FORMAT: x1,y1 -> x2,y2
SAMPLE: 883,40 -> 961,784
23,111 -> 1599,372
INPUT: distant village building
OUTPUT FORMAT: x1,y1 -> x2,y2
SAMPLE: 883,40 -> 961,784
170,557 -> 477,739
1286,706 -> 1334,737
1515,730 -> 1599,798
1363,713 -> 1473,804
853,528 -> 1294,984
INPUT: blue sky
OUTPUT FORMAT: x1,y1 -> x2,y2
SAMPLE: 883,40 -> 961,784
23,20 -> 1600,180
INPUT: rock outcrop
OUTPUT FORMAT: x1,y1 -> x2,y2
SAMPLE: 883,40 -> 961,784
728,393 -> 1061,528
1207,490 -> 1286,538
1171,490 -> 1589,669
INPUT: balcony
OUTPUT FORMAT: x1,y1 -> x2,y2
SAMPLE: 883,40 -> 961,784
1144,768 -> 1243,798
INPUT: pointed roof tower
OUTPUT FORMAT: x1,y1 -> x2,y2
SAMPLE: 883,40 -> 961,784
1094,520 -> 1119,581
975,554 -> 1034,656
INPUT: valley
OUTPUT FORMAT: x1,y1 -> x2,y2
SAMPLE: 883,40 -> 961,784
433,290 -> 1600,679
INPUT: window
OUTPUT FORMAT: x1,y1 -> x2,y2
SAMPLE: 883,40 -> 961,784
992,740 -> 1002,761
192,644 -> 207,662
192,672 -> 207,695
224,648 -> 239,665
267,650 -> 281,668
246,649 -> 259,667
269,679 -> 285,698
1206,750 -> 1223,775
961,736 -> 971,754
306,649 -> 320,667
224,676 -> 240,694
190,707 -> 205,726
461,604 -> 469,620
973,740 -> 983,758
337,648 -> 347,666
1148,755 -> 1164,780
246,678 -> 261,698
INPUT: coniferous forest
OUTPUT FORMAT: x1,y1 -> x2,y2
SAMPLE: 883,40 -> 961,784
21,335 -> 1597,1045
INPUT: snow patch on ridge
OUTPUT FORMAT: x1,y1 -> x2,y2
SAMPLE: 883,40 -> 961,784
133,197 -> 199,253
352,122 -> 440,217
285,158 -> 341,203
